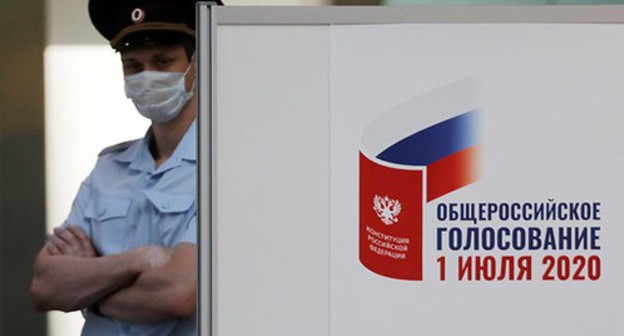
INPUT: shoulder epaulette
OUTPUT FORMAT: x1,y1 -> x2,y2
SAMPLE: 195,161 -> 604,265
98,139 -> 140,157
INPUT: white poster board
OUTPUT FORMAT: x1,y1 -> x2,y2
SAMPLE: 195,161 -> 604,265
198,5 -> 624,336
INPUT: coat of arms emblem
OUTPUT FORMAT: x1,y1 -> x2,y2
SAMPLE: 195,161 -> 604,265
373,195 -> 402,225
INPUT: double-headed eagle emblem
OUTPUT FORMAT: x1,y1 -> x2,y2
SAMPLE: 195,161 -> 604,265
373,195 -> 402,225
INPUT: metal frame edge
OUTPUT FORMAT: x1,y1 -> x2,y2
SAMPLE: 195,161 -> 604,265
197,2 -> 217,336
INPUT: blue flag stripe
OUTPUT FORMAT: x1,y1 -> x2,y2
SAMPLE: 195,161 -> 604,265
377,110 -> 478,165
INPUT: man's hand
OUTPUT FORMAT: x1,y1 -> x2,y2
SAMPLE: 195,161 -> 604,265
31,226 -> 172,313
98,243 -> 196,323
129,246 -> 173,270
46,226 -> 97,257
45,226 -> 171,269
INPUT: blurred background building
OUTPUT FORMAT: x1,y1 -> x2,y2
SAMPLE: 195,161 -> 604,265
1,0 -> 623,335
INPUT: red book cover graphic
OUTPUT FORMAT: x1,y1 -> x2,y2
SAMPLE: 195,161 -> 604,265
359,79 -> 480,281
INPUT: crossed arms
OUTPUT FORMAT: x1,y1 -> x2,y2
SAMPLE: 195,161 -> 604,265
30,226 -> 197,323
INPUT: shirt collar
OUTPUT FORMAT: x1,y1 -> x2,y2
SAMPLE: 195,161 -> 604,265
114,119 -> 197,174
154,119 -> 197,174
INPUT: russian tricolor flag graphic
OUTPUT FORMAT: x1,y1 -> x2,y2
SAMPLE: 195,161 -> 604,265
359,79 -> 480,280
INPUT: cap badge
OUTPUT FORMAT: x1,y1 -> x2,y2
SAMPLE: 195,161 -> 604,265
131,8 -> 145,24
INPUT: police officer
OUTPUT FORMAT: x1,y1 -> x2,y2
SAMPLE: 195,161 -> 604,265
31,1 -> 221,335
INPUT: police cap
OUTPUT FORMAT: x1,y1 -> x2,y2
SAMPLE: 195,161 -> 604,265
89,0 -> 223,51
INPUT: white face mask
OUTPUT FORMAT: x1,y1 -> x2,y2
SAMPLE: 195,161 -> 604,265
124,63 -> 194,123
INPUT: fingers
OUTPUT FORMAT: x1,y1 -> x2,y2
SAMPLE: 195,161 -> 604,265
149,247 -> 172,269
66,226 -> 97,257
48,229 -> 76,255
45,234 -> 62,255
132,246 -> 173,270
47,226 -> 96,257
144,246 -> 172,269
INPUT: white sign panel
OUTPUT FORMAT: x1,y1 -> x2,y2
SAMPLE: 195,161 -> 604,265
203,7 -> 624,336
330,23 -> 624,336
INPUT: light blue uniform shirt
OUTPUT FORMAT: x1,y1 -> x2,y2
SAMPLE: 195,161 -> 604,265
63,121 -> 197,336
